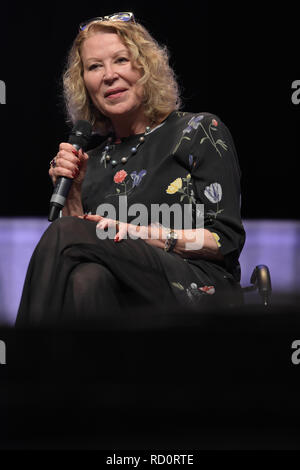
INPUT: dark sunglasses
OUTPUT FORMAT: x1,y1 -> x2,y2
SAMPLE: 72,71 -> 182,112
79,12 -> 135,31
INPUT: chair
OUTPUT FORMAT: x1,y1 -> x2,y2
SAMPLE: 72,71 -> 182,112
242,265 -> 272,307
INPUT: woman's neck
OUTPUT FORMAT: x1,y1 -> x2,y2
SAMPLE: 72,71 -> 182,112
110,109 -> 171,140
111,110 -> 151,139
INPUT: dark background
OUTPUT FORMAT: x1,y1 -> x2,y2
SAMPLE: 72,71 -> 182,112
1,2 -> 300,451
0,1 -> 298,218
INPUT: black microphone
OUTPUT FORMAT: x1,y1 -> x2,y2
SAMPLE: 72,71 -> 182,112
48,120 -> 92,222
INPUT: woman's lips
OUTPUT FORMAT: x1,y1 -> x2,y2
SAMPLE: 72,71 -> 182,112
105,89 -> 127,100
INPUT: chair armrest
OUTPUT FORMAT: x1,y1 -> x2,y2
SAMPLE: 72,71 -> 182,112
250,265 -> 272,307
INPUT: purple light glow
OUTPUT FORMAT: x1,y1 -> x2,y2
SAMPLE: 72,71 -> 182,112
0,218 -> 50,325
240,220 -> 300,292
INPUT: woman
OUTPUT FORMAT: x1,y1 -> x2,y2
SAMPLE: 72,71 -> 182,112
16,12 -> 245,326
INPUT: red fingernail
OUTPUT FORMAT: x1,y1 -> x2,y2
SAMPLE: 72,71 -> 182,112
72,149 -> 79,157
114,235 -> 119,242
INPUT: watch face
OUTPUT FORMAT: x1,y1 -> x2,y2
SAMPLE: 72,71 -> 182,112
167,230 -> 178,240
165,230 -> 178,252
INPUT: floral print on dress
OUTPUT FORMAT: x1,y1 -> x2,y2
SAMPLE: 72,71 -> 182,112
105,169 -> 147,198
166,173 -> 196,204
199,118 -> 228,157
173,114 -> 228,157
199,285 -> 215,294
166,177 -> 182,194
183,115 -> 204,134
131,170 -> 147,187
204,182 -> 222,203
189,154 -> 197,169
211,232 -> 221,247
171,281 -> 215,303
113,169 -> 127,184
204,182 -> 224,219
173,115 -> 204,153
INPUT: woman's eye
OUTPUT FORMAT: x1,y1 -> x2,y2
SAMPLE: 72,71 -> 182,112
117,57 -> 129,63
88,64 -> 102,71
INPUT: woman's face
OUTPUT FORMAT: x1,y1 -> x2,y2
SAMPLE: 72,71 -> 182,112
81,32 -> 144,123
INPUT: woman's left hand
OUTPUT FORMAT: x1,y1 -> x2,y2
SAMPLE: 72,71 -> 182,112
78,214 -> 149,242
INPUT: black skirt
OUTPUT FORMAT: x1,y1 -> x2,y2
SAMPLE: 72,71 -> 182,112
15,217 -> 242,327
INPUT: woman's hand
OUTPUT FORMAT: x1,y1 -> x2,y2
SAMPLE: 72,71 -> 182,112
78,217 -> 169,250
78,215 -> 149,241
49,143 -> 89,187
49,143 -> 89,216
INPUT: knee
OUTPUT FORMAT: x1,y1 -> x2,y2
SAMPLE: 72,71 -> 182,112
48,216 -> 81,233
69,263 -> 117,295
39,216 -> 96,249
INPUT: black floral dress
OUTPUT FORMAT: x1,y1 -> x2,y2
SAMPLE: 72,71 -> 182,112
16,111 -> 245,326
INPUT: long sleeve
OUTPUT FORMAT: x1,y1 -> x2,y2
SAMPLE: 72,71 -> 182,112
173,112 -> 245,279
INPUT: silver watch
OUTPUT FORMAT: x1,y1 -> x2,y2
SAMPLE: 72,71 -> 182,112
164,230 -> 178,252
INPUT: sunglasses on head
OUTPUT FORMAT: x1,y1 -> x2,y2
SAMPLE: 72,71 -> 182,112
79,12 -> 135,31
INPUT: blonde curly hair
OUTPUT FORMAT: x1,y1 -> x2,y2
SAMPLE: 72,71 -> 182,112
63,19 -> 181,134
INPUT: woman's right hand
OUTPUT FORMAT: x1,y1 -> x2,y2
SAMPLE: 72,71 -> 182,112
49,142 -> 89,187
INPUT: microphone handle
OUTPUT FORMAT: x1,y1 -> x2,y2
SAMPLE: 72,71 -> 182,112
48,143 -> 81,221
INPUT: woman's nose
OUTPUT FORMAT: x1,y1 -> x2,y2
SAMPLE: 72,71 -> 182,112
103,65 -> 118,83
